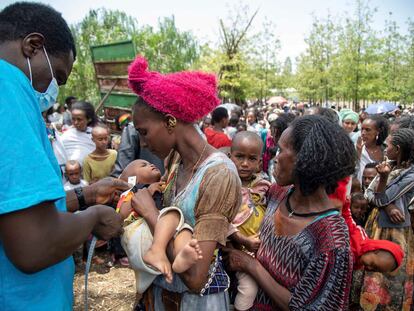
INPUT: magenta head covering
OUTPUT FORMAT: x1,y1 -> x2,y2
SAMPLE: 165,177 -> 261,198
128,56 -> 220,123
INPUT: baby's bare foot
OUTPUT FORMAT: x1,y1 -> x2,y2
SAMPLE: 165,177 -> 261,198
143,247 -> 173,283
172,239 -> 203,273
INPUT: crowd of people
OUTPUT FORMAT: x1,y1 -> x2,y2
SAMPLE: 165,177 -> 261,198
1,2 -> 414,311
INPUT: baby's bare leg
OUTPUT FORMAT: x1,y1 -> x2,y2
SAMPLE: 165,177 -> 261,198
172,229 -> 203,273
143,210 -> 180,283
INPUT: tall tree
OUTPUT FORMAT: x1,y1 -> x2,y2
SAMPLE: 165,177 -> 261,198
134,16 -> 199,73
335,0 -> 379,109
296,14 -> 338,104
217,3 -> 258,104
245,18 -> 281,102
400,19 -> 414,105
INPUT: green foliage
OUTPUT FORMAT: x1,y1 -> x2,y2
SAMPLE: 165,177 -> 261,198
295,0 -> 413,108
58,9 -> 200,105
196,5 -> 282,104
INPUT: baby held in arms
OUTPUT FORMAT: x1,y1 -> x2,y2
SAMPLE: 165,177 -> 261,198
117,159 -> 202,283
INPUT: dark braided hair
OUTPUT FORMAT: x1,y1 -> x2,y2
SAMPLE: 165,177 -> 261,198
394,116 -> 414,130
290,115 -> 357,196
390,128 -> 414,164
365,115 -> 389,146
211,107 -> 229,125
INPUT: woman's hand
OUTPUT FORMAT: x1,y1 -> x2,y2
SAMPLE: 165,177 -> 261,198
222,246 -> 256,274
356,136 -> 364,157
88,178 -> 131,206
131,188 -> 157,216
376,161 -> 391,178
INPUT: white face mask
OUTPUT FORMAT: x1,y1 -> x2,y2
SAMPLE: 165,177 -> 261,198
27,46 -> 59,112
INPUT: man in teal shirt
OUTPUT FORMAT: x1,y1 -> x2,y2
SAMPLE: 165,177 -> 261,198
0,3 -> 129,310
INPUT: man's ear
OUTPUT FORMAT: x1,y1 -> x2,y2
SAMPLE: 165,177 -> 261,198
21,33 -> 45,58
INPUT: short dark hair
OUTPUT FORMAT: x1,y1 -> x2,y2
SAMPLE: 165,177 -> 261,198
391,128 -> 414,164
270,114 -> 294,138
229,115 -> 239,127
0,2 -> 76,58
231,131 -> 263,153
211,107 -> 229,125
66,160 -> 80,169
351,192 -> 366,203
365,115 -> 389,146
364,162 -> 378,170
65,96 -> 76,105
236,122 -> 247,131
71,101 -> 98,127
290,115 -> 357,196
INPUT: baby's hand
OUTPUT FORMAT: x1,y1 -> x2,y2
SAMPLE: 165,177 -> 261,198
244,234 -> 261,253
385,204 -> 404,224
148,182 -> 166,196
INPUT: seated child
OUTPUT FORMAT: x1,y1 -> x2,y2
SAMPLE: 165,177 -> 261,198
350,192 -> 369,226
228,131 -> 271,311
117,159 -> 203,288
83,125 -> 117,184
329,177 -> 404,272
63,160 -> 88,191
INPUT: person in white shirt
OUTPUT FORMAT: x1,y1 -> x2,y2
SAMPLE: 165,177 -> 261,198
61,101 -> 97,165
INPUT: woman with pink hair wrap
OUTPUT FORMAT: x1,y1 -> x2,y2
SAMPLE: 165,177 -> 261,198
127,56 -> 241,310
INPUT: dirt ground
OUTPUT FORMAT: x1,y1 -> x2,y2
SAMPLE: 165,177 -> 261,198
73,249 -> 136,311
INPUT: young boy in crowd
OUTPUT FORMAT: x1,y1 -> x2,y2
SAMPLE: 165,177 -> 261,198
63,160 -> 88,191
228,131 -> 271,311
362,162 -> 378,191
117,159 -> 203,288
83,125 -> 117,184
350,192 -> 369,226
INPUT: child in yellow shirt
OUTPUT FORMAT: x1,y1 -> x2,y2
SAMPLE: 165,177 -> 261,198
83,125 -> 117,183
228,131 -> 271,311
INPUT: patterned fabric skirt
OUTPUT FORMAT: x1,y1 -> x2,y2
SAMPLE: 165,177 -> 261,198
350,208 -> 414,311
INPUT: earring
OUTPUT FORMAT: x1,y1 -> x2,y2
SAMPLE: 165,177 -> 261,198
167,116 -> 177,131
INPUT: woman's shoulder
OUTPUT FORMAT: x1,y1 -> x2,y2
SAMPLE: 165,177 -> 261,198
203,152 -> 238,175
